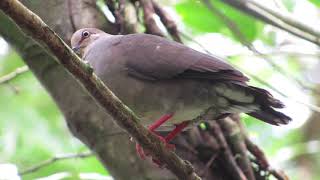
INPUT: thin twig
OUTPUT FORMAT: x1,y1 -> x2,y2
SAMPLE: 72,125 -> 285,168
104,0 -> 116,17
269,169 -> 290,180
220,0 -> 320,46
139,0 -> 164,36
218,117 -> 255,180
152,0 -> 182,42
248,0 -> 320,39
67,0 -> 76,32
209,121 -> 247,180
19,152 -> 93,175
0,66 -> 29,84
245,136 -> 269,170
179,30 -> 212,54
0,1 -> 200,179
233,115 -> 289,180
227,50 -> 320,58
115,0 -> 126,34
199,153 -> 218,177
202,0 -> 251,47
245,136 -> 289,180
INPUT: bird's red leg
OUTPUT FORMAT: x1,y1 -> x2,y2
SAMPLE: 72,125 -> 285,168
164,121 -> 189,142
135,114 -> 174,159
149,121 -> 189,166
135,114 -> 189,166
148,114 -> 174,132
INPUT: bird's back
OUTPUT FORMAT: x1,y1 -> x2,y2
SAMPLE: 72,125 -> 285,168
83,34 -> 222,127
83,33 -> 290,128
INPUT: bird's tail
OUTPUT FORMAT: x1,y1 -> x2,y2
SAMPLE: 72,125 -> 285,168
245,86 -> 291,125
214,83 -> 291,125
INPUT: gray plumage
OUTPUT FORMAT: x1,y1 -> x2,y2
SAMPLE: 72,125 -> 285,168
71,28 -> 291,129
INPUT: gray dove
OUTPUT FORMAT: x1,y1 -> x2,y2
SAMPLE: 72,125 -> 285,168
71,28 -> 291,160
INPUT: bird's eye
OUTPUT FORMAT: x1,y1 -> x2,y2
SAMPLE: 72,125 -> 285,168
82,31 -> 90,38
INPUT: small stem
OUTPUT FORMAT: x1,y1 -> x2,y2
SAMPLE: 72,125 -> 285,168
19,152 -> 92,175
0,66 -> 29,84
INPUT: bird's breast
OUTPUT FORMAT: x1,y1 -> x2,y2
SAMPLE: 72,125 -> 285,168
101,73 -> 217,127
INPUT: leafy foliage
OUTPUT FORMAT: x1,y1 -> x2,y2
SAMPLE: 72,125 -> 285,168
282,0 -> 296,11
0,50 -> 107,179
309,0 -> 320,7
175,0 -> 263,42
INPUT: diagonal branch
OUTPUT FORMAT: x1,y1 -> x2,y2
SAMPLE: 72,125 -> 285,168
247,0 -> 320,39
209,121 -> 247,180
218,117 -> 255,180
104,0 -> 117,18
234,117 -> 289,180
152,0 -> 182,42
0,0 -> 200,179
115,0 -> 126,34
220,0 -> 320,46
0,65 -> 29,84
19,152 -> 93,175
245,136 -> 289,180
202,0 -> 251,47
139,0 -> 164,36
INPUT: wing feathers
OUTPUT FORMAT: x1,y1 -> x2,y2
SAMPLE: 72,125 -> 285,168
123,34 -> 249,83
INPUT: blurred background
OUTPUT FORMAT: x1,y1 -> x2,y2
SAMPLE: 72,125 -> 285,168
1,0 -> 320,179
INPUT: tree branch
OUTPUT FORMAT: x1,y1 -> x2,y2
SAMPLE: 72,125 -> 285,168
139,0 -> 164,36
0,0 -> 200,179
218,117 -> 255,180
231,117 -> 289,180
106,0 -> 139,34
209,121 -> 247,180
220,0 -> 320,46
248,0 -> 320,39
19,152 -> 93,175
114,0 -> 126,34
152,0 -> 182,42
104,0 -> 117,18
202,0 -> 251,46
245,137 -> 289,180
0,65 -> 29,84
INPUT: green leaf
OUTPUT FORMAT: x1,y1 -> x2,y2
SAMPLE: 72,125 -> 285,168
282,0 -> 296,11
309,0 -> 320,7
0,49 -> 25,75
175,0 -> 263,42
175,0 -> 224,33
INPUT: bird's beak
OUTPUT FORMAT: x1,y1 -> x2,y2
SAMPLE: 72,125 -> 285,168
72,45 -> 81,54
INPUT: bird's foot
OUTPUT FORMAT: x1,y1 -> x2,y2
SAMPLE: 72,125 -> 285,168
135,133 -> 175,167
135,114 -> 174,161
135,114 -> 189,166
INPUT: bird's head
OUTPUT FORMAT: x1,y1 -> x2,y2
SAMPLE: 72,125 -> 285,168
70,28 -> 105,56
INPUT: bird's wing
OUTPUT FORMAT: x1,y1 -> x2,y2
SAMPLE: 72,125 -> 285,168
121,34 -> 249,83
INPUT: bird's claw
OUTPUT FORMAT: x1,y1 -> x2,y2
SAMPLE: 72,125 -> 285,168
134,114 -> 188,167
135,134 -> 176,167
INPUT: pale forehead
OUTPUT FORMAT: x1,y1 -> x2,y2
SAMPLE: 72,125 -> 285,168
70,29 -> 84,46
70,28 -> 104,46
